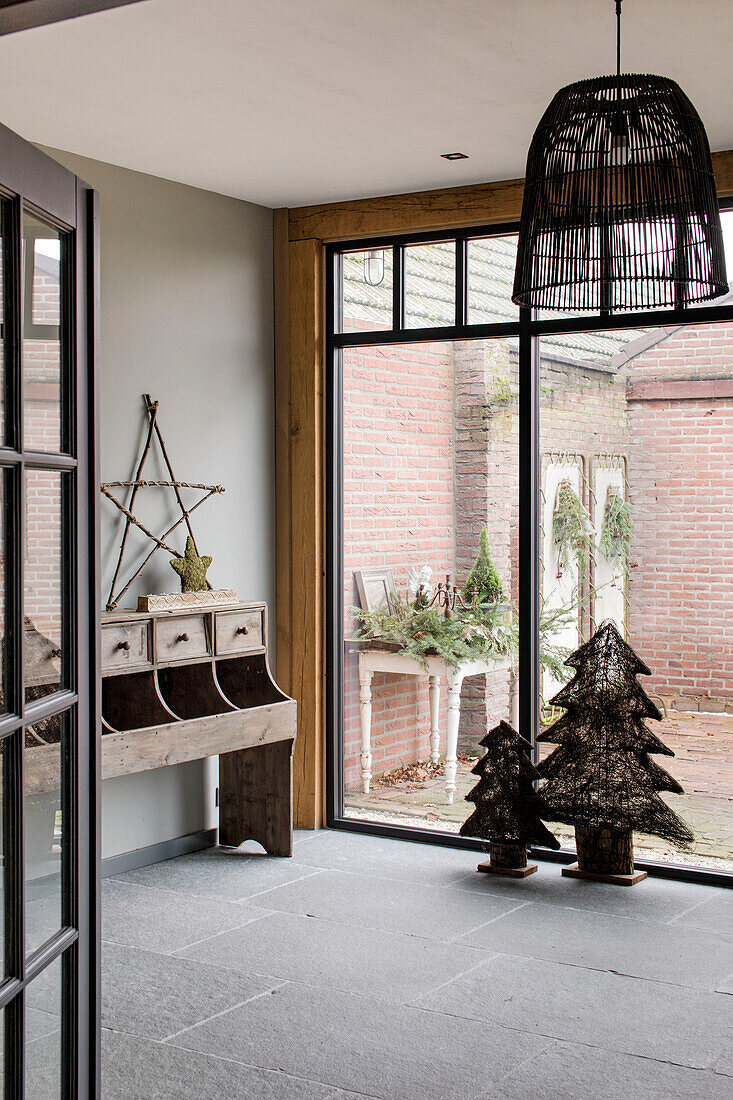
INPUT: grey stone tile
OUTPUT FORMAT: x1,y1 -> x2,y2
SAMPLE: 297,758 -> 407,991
456,900 -> 732,990
26,1032 -> 60,1100
25,892 -> 62,955
248,867 -> 520,940
102,879 -> 263,952
102,942 -> 277,1040
167,982 -> 548,1100
490,1039 -> 731,1100
671,891 -> 733,936
716,972 -> 732,995
101,1029 -> 347,1100
178,910 -> 489,1001
450,860 -> 719,926
114,846 -> 322,901
26,1008 -> 60,1044
291,828 -> 475,885
415,953 -> 731,1070
293,828 -> 327,846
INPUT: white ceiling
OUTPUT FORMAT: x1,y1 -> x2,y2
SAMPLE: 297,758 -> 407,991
0,0 -> 731,208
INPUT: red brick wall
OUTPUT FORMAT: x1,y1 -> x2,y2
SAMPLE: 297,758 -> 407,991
343,341 -> 454,786
626,325 -> 733,705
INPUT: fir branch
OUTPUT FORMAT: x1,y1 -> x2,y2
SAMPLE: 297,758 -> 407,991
599,487 -> 633,570
552,480 -> 593,573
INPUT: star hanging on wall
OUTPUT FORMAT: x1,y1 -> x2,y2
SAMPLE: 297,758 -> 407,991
101,394 -> 225,610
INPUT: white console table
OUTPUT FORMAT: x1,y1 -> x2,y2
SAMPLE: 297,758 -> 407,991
351,643 -> 517,804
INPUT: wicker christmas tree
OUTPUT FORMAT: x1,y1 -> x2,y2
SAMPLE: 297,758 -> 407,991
460,720 -> 559,877
538,620 -> 693,884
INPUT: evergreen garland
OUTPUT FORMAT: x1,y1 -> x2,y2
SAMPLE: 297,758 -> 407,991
353,595 -> 515,671
599,486 -> 633,571
552,480 -> 593,573
353,593 -> 574,677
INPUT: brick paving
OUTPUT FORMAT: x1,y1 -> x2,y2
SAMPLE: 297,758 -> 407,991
345,710 -> 733,869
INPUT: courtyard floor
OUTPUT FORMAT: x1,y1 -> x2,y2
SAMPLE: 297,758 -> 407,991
345,711 -> 733,870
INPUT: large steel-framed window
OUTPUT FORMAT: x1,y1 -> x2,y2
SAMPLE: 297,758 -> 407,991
326,210 -> 733,888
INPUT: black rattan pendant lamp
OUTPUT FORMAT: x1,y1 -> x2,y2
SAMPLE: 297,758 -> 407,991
512,0 -> 728,312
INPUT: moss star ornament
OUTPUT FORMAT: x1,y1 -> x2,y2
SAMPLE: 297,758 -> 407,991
170,536 -> 212,592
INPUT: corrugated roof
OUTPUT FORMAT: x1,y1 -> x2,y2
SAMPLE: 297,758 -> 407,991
343,238 -> 640,371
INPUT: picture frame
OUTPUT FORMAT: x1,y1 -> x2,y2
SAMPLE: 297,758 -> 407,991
354,567 -> 397,614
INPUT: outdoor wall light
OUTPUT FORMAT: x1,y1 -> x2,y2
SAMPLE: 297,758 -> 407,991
512,0 -> 727,312
363,249 -> 385,286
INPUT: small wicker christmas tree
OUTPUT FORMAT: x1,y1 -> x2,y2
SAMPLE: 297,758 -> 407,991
460,720 -> 559,876
538,620 -> 693,884
464,526 -> 504,604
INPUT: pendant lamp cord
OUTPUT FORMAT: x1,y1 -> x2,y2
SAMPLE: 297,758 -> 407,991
616,0 -> 622,78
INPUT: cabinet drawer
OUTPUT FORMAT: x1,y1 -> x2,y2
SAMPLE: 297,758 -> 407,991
155,615 -> 210,663
215,610 -> 263,655
102,621 -> 151,673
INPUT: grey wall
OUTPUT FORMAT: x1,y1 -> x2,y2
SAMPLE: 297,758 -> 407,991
43,148 -> 274,860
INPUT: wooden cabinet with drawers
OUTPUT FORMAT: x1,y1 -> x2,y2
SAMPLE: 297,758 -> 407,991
93,601 -> 294,856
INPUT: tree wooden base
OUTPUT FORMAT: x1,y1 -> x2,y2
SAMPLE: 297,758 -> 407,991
477,859 -> 538,878
477,840 -> 537,878
562,862 -> 647,886
568,824 -> 646,886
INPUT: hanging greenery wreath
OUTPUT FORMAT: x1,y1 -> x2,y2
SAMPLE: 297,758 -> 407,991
599,486 -> 633,571
552,479 -> 593,574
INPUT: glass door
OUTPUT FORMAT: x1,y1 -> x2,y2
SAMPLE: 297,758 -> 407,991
0,124 -> 98,1097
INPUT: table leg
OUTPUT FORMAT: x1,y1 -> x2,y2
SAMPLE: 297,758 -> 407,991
358,659 -> 373,794
428,674 -> 440,763
445,668 -> 465,804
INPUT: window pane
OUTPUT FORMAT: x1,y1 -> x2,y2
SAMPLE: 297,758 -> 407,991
26,952 -> 63,1098
404,242 -> 455,328
467,235 -> 519,325
0,200 -> 6,443
23,212 -> 65,453
341,248 -> 393,333
342,338 -> 519,832
24,469 -> 68,704
0,468 -> 10,715
25,711 -> 68,955
0,739 -> 6,977
539,322 -> 732,871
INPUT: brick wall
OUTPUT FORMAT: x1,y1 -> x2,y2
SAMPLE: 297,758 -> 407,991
626,325 -> 733,706
343,341 -> 454,786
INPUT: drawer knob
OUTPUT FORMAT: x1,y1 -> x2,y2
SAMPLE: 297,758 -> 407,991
236,626 -> 249,636
177,633 -> 190,643
50,646 -> 63,659
116,641 -> 131,652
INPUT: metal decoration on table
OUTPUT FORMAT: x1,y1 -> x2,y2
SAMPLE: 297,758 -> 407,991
101,394 -> 225,610
460,720 -> 560,877
538,619 -> 693,885
418,573 -> 478,619
512,0 -> 727,312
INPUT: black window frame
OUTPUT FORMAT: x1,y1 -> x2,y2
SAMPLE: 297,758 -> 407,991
0,123 -> 100,1098
326,207 -> 733,889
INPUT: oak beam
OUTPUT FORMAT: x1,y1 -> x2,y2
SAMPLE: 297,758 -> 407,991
288,148 -> 733,243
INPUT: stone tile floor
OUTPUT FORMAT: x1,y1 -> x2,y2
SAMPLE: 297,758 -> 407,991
102,829 -> 732,1099
346,711 -> 733,867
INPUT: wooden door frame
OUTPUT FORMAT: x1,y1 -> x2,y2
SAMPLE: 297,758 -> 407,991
275,151 -> 733,829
